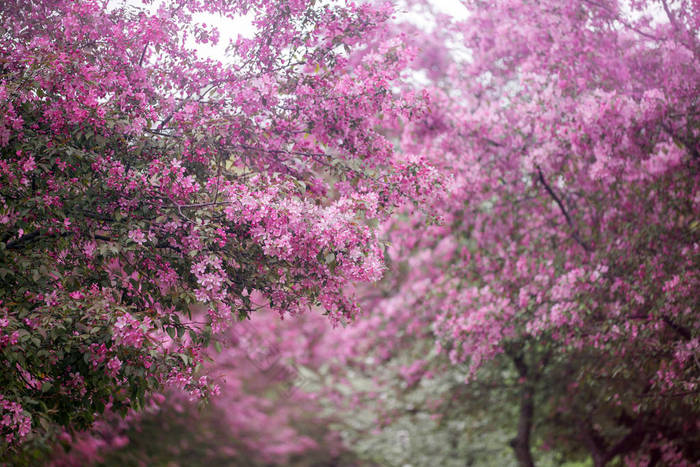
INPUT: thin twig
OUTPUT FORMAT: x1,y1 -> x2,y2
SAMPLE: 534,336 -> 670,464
138,42 -> 149,67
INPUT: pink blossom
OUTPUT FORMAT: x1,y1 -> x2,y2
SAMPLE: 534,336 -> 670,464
128,229 -> 146,245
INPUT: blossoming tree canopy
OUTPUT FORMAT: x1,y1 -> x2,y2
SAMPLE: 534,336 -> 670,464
328,0 -> 699,464
0,0 -> 434,448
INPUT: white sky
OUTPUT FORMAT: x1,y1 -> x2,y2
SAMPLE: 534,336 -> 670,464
432,0 -> 469,19
115,0 -> 665,62
193,0 -> 470,60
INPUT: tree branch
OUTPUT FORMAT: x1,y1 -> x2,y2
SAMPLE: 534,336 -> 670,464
536,167 -> 591,252
138,42 -> 149,67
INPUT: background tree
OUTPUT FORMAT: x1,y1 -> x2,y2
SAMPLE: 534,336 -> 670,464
323,0 -> 700,465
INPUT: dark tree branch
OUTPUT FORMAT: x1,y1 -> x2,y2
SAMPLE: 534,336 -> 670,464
536,167 -> 591,252
581,418 -> 648,467
661,316 -> 692,341
138,41 -> 149,67
605,420 -> 647,464
5,230 -> 181,254
628,314 -> 692,341
582,0 -> 663,41
661,123 -> 700,160
5,231 -> 67,250
660,0 -> 681,32
581,423 -> 608,467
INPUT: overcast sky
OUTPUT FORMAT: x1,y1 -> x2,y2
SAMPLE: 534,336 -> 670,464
192,0 -> 470,60
129,0 -> 666,62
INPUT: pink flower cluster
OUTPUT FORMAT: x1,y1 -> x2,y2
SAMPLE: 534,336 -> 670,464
0,394 -> 31,444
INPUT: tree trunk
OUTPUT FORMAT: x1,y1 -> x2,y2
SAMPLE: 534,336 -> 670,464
582,425 -> 608,467
509,351 -> 536,467
511,381 -> 536,467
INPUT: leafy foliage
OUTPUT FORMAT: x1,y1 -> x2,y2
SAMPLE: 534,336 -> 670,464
0,0 -> 433,456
